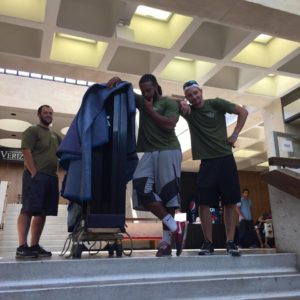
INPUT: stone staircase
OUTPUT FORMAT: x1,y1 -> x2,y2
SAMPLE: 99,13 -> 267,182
1,204 -> 300,299
0,204 -> 69,256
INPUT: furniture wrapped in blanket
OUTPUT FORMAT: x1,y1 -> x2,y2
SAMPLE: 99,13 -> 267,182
57,82 -> 138,257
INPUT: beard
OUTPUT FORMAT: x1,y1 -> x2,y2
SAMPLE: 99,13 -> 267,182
40,117 -> 52,126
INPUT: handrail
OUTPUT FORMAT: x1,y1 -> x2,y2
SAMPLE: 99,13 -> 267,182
0,181 -> 9,229
268,157 -> 300,169
261,168 -> 300,199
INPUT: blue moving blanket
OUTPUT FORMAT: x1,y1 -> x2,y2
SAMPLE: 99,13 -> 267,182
57,82 -> 137,202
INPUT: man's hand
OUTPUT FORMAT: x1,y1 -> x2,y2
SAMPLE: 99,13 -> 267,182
143,98 -> 153,113
228,132 -> 239,148
107,77 -> 121,88
179,101 -> 191,116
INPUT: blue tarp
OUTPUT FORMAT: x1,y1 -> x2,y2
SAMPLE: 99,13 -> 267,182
57,82 -> 138,202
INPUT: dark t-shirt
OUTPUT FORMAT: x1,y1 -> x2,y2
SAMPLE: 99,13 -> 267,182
135,95 -> 181,152
22,125 -> 61,176
183,98 -> 236,160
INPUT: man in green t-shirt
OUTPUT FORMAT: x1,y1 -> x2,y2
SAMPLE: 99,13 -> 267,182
108,74 -> 186,257
16,105 -> 61,259
179,80 -> 248,256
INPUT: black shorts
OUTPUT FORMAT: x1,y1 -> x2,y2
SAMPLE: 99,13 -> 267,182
21,170 -> 59,216
197,155 -> 240,207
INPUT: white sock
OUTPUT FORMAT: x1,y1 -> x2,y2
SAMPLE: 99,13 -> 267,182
162,230 -> 172,245
162,214 -> 177,232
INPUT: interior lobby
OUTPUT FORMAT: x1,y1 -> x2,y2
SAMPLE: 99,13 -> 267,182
0,0 -> 300,299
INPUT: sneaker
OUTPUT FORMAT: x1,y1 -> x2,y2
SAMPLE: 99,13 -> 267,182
16,244 -> 38,259
198,240 -> 214,255
30,244 -> 52,257
156,241 -> 172,257
174,221 -> 187,256
226,240 -> 241,256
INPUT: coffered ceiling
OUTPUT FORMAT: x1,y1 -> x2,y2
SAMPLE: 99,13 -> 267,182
1,0 -> 300,172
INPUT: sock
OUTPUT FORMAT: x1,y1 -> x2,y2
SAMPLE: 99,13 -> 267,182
162,230 -> 172,245
162,214 -> 177,232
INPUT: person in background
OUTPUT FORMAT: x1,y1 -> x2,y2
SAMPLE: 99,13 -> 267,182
236,188 -> 258,248
16,105 -> 61,259
107,74 -> 186,257
179,80 -> 248,256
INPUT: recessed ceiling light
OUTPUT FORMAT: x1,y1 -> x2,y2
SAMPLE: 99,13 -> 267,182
66,78 -> 76,84
0,119 -> 32,132
6,69 -> 17,75
253,34 -> 273,44
77,80 -> 87,86
31,73 -> 42,79
135,5 -> 172,21
268,73 -> 276,77
42,75 -> 54,80
57,33 -> 97,44
18,71 -> 30,77
54,76 -> 65,82
0,138 -> 21,148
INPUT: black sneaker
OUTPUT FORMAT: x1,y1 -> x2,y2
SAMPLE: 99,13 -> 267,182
226,240 -> 241,256
198,240 -> 214,255
30,244 -> 52,257
16,244 -> 38,259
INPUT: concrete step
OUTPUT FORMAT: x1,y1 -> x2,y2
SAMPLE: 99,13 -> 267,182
1,274 -> 300,300
0,253 -> 299,300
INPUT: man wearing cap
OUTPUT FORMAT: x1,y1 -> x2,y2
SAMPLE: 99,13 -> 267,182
179,80 -> 248,256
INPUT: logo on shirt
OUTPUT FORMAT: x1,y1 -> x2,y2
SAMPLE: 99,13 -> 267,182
206,112 -> 215,118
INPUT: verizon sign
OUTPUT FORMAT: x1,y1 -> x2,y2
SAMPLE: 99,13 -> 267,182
0,148 -> 23,162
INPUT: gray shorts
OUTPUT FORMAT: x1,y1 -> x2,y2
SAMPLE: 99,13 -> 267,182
21,170 -> 59,216
132,149 -> 182,211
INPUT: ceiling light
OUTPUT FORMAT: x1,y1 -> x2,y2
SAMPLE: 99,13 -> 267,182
174,56 -> 194,62
234,149 -> 261,158
6,69 -> 17,75
0,138 -> 21,148
42,75 -> 53,80
31,73 -> 42,79
57,33 -> 97,44
18,71 -> 30,77
253,34 -> 273,44
0,68 -> 4,73
268,73 -> 276,77
54,76 -> 64,82
77,80 -> 87,85
0,119 -> 32,132
66,78 -> 76,84
135,5 -> 172,21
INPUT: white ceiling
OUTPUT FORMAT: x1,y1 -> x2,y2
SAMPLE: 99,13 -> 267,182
1,0 -> 300,172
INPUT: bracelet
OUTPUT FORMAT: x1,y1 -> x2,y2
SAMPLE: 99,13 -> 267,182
232,131 -> 239,140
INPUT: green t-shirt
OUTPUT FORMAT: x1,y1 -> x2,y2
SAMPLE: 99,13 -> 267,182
135,95 -> 181,152
21,125 -> 61,176
184,98 -> 236,160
